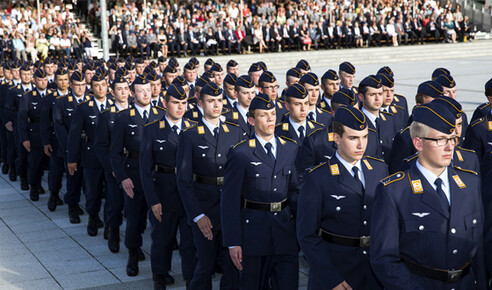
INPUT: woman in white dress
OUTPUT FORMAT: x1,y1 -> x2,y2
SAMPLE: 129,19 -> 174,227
386,19 -> 398,46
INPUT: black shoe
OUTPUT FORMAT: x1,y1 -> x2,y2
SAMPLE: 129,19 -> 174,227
74,204 -> 84,215
9,167 -> 16,181
38,185 -> 46,194
95,216 -> 104,228
108,227 -> 120,253
103,225 -> 109,240
153,274 -> 167,290
137,248 -> 145,261
126,249 -> 139,276
2,163 -> 8,174
165,273 -> 175,285
30,185 -> 39,201
48,196 -> 57,211
55,196 -> 63,206
87,215 -> 98,236
68,204 -> 81,223
20,177 -> 29,191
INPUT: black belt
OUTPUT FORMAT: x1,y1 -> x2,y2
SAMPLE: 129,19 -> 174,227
123,148 -> 139,159
318,228 -> 370,247
402,256 -> 471,282
244,198 -> 288,213
193,174 -> 224,186
155,165 -> 176,175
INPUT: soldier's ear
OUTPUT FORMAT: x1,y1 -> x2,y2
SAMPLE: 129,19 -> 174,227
413,137 -> 424,152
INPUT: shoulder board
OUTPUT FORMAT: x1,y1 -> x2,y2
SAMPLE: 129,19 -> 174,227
403,154 -> 418,162
453,166 -> 478,176
53,92 -> 58,97
110,106 -> 116,113
232,139 -> 247,149
317,107 -> 330,113
279,136 -> 297,144
308,162 -> 327,173
145,120 -> 159,127
381,111 -> 394,116
78,99 -> 89,106
368,128 -> 377,133
395,94 -> 406,99
478,102 -> 490,110
17,85 -> 21,90
56,95 -> 66,100
455,146 -> 475,154
156,106 -> 166,111
117,108 -> 129,113
224,121 -> 239,127
393,104 -> 405,110
400,126 -> 410,133
310,120 -> 324,127
381,171 -> 405,186
308,128 -> 322,137
364,155 -> 385,163
183,124 -> 197,132
470,117 -> 484,127
185,118 -> 197,123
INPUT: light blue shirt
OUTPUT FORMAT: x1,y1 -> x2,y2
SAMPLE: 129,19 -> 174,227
289,116 -> 307,138
335,152 -> 365,188
416,159 -> 451,204
255,133 -> 277,159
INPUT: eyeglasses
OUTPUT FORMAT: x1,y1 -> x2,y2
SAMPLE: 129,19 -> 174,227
419,136 -> 459,146
262,85 -> 280,90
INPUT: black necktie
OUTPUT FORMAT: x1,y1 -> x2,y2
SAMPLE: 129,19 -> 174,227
352,166 -> 364,192
265,142 -> 275,164
298,126 -> 305,140
308,112 -> 314,121
375,117 -> 381,134
190,84 -> 195,94
172,125 -> 179,135
143,110 -> 149,123
213,127 -> 219,142
152,100 -> 157,107
41,93 -> 44,98
25,88 -> 29,93
434,178 -> 450,209
100,104 -> 105,111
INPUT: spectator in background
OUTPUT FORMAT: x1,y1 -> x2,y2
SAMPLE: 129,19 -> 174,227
36,33 -> 49,61
82,31 -> 93,59
12,31 -> 27,61
25,33 -> 38,62
157,29 -> 168,58
60,34 -> 72,59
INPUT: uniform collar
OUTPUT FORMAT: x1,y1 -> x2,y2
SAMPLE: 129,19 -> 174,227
289,116 -> 306,137
165,114 -> 183,132
416,159 -> 450,203
335,152 -> 365,187
202,117 -> 220,135
255,133 -> 277,158
134,103 -> 150,118
361,106 -> 379,128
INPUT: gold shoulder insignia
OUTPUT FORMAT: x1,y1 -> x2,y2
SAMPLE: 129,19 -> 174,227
232,139 -> 247,149
455,146 -> 475,154
88,101 -> 94,107
224,121 -> 239,127
451,174 -> 466,189
184,120 -> 190,128
455,150 -> 464,162
282,123 -> 289,131
152,107 -> 158,115
193,111 -> 198,119
363,159 -> 373,170
470,118 -> 484,127
197,126 -> 205,134
308,162 -> 326,173
108,99 -> 113,105
111,106 -> 116,113
248,139 -> 256,148
159,120 -> 165,128
279,136 -> 297,144
279,138 -> 286,145
232,112 -> 239,120
330,163 -> 340,176
222,123 -> 230,133
319,102 -> 326,108
130,109 -> 135,116
308,128 -> 322,137
17,85 -> 21,90
453,166 -> 478,176
32,91 -> 37,96
364,156 -> 385,163
307,121 -> 315,129
381,171 -> 405,186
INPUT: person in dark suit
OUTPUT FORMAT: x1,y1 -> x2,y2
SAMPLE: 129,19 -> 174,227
225,25 -> 239,55
17,68 -> 50,201
94,76 -> 130,254
299,72 -> 332,126
187,26 -> 200,56
53,71 -> 88,222
177,82 -> 242,290
67,71 -> 114,237
298,105 -> 387,290
140,84 -> 197,290
223,75 -> 256,138
215,26 -> 226,55
221,94 -> 300,290
110,75 -> 165,277
370,102 -> 486,289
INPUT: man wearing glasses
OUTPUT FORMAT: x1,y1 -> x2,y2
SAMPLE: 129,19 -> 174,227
257,71 -> 287,120
370,102 -> 486,289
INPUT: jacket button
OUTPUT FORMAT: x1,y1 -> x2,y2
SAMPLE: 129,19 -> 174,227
452,249 -> 458,254
217,154 -> 221,157
363,205 -> 367,210
419,225 -> 424,231
363,221 -> 367,225
218,166 -> 223,169
273,188 -> 277,191
273,175 -> 277,179
245,219 -> 249,223
473,219 -> 477,224
451,228 -> 456,234
255,174 -> 259,177
202,154 -> 206,157
336,206 -> 341,211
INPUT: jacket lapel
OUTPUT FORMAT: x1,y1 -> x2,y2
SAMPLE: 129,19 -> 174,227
253,137 -> 274,168
333,156 -> 364,196
410,166 -> 450,219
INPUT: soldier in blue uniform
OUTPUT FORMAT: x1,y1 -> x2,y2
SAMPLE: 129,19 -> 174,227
183,62 -> 196,96
223,75 -> 256,138
339,61 -> 358,94
210,63 -> 224,87
110,75 -> 165,277
296,59 -> 311,75
377,66 -> 409,114
221,94 -> 300,290
298,105 -> 387,290
148,70 -> 165,108
280,68 -> 302,100
388,81 -> 445,173
140,84 -> 197,290
162,63 -> 179,91
67,71 -> 114,236
222,73 -> 238,110
41,68 -> 71,211
3,61 -> 21,181
5,63 -> 32,190
431,67 -> 450,81
257,71 -> 288,120
435,74 -> 469,137
177,82 -> 242,290
94,76 -> 130,253
275,83 -> 324,145
248,63 -> 263,92
53,71 -> 88,220
226,60 -> 239,77
317,69 -> 340,111
470,79 -> 492,122
184,75 -> 211,122
298,72 -> 332,126
376,72 -> 408,132
0,63 -> 13,175
296,88 -> 359,180
370,102 -> 486,289
17,68 -> 50,201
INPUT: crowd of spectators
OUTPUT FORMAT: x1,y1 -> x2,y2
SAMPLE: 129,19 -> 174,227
0,0 -> 477,63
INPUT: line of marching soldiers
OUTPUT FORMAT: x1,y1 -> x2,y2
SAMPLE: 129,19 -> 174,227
1,54 -> 492,290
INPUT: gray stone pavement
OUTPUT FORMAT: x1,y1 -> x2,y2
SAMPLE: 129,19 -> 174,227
0,42 -> 491,289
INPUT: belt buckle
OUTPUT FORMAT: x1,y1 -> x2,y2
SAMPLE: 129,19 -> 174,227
447,269 -> 462,282
217,177 -> 224,186
270,202 -> 282,212
359,236 -> 370,247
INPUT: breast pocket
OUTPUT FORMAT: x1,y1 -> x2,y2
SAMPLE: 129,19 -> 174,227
464,214 -> 481,243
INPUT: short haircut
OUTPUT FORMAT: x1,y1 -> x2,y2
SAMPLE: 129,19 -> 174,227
409,121 -> 431,140
358,85 -> 369,97
415,92 -> 428,105
332,120 -> 345,137
485,88 -> 492,97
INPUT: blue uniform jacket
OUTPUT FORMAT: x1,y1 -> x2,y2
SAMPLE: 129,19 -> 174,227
297,155 -> 388,290
221,136 -> 299,256
94,105 -> 121,174
370,164 -> 485,289
176,119 -> 243,227
400,147 -> 480,174
17,88 -> 49,147
274,119 -> 324,145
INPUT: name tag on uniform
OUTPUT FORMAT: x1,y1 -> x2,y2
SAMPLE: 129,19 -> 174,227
328,132 -> 334,141
411,179 -> 423,194
453,175 -> 466,189
330,164 -> 340,176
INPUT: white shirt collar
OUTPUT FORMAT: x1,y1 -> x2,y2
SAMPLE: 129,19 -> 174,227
197,105 -> 204,116
255,133 -> 277,158
115,103 -> 128,111
323,95 -> 332,106
166,114 -> 183,133
335,152 -> 365,187
289,116 -> 307,138
361,107 -> 378,128
57,89 -> 68,97
226,95 -> 237,107
94,98 -> 107,112
202,117 -> 220,135
416,159 -> 450,204
134,104 -> 151,118
21,83 -> 32,91
37,89 -> 47,96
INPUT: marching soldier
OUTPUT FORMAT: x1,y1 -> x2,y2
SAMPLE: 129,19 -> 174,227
298,72 -> 332,126
339,61 -> 358,94
223,75 -> 256,138
140,84 -> 197,289
370,102 -> 486,289
222,73 -> 238,110
177,82 -> 242,290
435,74 -> 469,136
257,71 -> 288,120
298,105 -> 387,290
221,94 -> 300,290
0,63 -> 14,176
110,75 -> 165,276
376,72 -> 408,132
